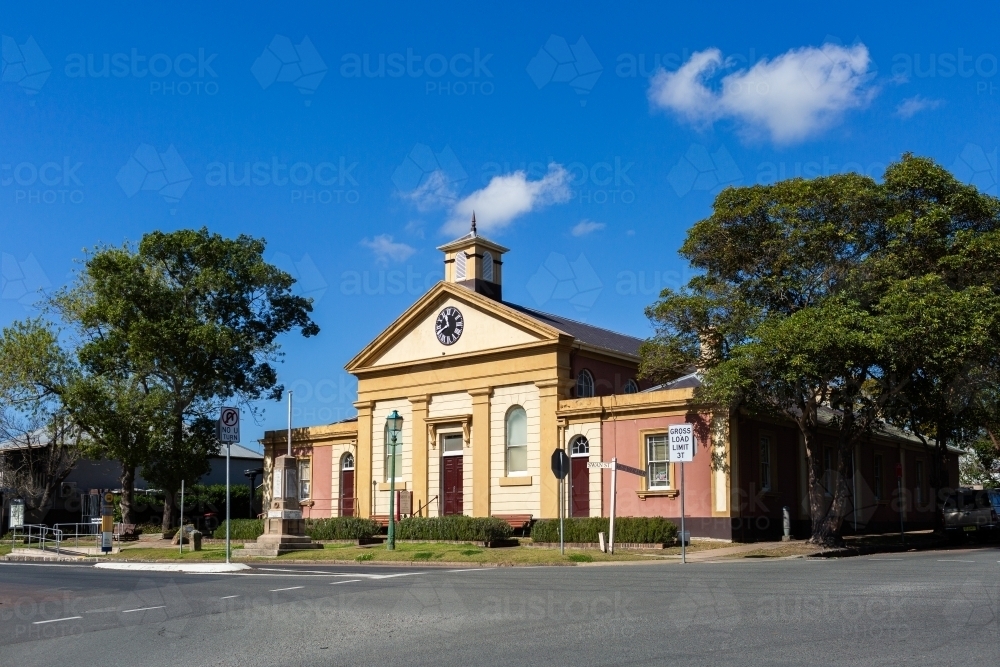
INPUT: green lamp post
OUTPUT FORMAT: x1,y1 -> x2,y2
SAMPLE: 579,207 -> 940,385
385,410 -> 403,550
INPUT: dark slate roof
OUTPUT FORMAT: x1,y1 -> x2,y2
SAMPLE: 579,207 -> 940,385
502,302 -> 645,357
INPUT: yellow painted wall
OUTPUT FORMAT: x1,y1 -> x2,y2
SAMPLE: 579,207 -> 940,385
489,383 -> 541,516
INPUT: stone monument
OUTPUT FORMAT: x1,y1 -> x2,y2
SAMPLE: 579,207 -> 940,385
242,454 -> 322,557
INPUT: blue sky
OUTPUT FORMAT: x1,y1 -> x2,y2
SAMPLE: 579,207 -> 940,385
2,2 -> 998,448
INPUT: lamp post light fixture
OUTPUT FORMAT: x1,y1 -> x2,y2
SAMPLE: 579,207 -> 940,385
385,410 -> 403,550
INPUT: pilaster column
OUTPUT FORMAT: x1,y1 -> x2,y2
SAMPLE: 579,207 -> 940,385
354,401 -> 373,518
536,378 -> 561,519
409,395 -> 429,516
469,387 -> 492,517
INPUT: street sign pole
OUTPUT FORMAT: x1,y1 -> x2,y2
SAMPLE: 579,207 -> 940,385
218,406 -> 240,565
609,457 -> 617,555
680,461 -> 686,564
559,475 -> 564,555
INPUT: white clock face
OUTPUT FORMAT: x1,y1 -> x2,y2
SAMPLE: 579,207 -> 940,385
435,306 -> 464,345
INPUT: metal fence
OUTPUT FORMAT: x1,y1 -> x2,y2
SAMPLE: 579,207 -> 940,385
12,524 -> 63,555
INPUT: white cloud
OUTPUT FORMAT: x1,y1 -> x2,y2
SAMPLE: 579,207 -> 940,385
571,219 -> 606,236
360,234 -> 416,265
648,43 -> 877,144
895,95 -> 943,119
401,169 -> 458,210
443,163 -> 571,235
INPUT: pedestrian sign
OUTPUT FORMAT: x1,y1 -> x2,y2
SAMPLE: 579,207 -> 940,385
218,407 -> 240,443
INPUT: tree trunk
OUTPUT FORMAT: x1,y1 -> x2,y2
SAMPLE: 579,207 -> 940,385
161,488 -> 177,533
119,464 -> 137,525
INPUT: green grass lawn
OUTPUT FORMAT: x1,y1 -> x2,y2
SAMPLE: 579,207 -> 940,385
105,541 -> 654,565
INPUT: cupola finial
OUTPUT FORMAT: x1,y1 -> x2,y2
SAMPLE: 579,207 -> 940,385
471,211 -> 477,235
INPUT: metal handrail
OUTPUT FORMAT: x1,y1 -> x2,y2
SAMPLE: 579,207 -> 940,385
12,524 -> 63,555
53,522 -> 99,549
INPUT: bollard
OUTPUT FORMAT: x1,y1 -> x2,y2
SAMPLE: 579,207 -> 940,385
782,506 -> 791,541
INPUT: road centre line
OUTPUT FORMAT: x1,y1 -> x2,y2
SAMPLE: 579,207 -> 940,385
221,595 -> 240,599
32,616 -> 81,625
447,568 -> 493,572
329,580 -> 361,585
269,586 -> 305,592
122,606 -> 166,613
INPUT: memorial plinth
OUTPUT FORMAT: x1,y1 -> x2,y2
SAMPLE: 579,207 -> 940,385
241,455 -> 322,557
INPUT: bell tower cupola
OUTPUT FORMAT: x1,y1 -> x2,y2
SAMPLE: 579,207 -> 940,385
437,212 -> 509,300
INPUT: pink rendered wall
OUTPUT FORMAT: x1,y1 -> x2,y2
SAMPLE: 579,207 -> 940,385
600,413 -> 714,519
311,445 -> 333,518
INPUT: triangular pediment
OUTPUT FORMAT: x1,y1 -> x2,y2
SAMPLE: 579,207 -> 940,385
346,283 -> 567,372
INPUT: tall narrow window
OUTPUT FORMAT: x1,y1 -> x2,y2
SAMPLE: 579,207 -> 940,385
455,251 -> 467,280
623,379 -> 639,394
646,434 -> 670,489
506,406 -> 528,475
384,424 -> 402,482
482,251 -> 494,281
576,370 -> 595,398
760,434 -> 772,491
874,454 -> 884,501
298,459 -> 311,500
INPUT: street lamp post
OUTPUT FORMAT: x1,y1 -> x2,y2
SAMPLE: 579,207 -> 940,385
385,410 -> 403,551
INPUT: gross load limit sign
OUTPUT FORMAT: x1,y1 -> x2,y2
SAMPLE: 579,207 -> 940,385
668,423 -> 694,462
219,407 -> 240,443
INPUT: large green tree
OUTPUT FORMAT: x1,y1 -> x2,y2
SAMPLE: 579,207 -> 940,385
640,155 -> 1000,545
64,228 -> 319,530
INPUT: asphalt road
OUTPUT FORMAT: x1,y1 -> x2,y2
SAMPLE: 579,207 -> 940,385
1,547 -> 998,666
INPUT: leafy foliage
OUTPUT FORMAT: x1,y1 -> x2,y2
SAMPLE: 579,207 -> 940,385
395,516 -> 513,542
531,517 -> 677,544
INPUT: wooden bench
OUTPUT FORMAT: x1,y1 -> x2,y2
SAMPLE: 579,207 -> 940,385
492,514 -> 533,533
370,515 -> 391,527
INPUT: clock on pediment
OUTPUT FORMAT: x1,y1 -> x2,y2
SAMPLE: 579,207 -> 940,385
435,306 -> 464,345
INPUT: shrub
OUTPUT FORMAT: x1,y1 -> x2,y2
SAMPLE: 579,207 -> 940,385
395,516 -> 512,542
304,517 -> 379,540
530,517 -> 677,545
214,518 -> 264,540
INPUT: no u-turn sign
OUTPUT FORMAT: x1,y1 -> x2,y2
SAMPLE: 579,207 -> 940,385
218,406 -> 240,443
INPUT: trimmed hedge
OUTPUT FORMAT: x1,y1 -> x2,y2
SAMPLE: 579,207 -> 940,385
215,517 -> 379,541
395,516 -> 512,542
531,517 -> 677,545
305,517 -> 379,540
214,518 -> 264,540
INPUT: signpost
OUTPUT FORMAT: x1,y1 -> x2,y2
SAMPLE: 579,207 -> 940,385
551,449 -> 570,554
669,424 -> 694,564
588,459 -> 647,554
218,407 -> 240,564
101,491 -> 114,553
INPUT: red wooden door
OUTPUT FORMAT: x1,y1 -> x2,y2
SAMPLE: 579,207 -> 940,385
443,456 -> 464,515
340,470 -> 355,517
571,457 -> 589,517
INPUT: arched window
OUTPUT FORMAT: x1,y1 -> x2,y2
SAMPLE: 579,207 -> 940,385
570,436 -> 590,456
506,406 -> 528,475
455,251 -> 467,280
384,423 -> 402,482
482,251 -> 494,281
341,452 -> 355,471
623,379 -> 639,394
576,370 -> 595,398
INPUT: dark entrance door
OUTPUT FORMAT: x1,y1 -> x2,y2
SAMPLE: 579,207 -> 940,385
571,457 -> 589,517
443,455 -> 464,515
340,470 -> 355,516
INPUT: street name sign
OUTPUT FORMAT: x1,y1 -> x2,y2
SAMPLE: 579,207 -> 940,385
218,407 -> 241,443
668,423 -> 694,462
587,462 -> 614,469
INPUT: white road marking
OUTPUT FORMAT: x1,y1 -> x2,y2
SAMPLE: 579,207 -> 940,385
122,606 -> 166,613
269,586 -> 305,592
368,572 -> 426,579
447,568 -> 492,572
329,579 -> 361,585
255,568 -> 354,575
221,595 -> 240,599
33,616 -> 81,625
